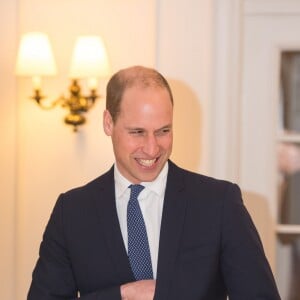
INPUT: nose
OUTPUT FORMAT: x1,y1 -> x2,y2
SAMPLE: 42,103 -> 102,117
142,134 -> 159,157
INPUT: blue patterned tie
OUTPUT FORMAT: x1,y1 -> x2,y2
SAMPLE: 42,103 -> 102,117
127,184 -> 153,280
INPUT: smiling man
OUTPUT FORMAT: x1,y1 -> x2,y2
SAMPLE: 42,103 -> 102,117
28,66 -> 281,300
103,69 -> 173,184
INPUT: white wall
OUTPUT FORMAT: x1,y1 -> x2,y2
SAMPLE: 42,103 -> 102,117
157,0 -> 213,173
0,1 -> 17,299
0,1 -> 214,299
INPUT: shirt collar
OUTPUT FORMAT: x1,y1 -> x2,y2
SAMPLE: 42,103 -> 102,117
114,162 -> 169,198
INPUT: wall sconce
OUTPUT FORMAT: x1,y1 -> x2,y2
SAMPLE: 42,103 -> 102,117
16,32 -> 110,131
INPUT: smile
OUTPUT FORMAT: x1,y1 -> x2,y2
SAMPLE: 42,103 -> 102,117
136,158 -> 158,167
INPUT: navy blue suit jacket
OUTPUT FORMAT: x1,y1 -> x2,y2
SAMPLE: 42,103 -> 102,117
28,161 -> 281,299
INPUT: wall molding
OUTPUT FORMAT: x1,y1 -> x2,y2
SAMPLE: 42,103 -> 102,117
211,0 -> 243,182
244,0 -> 300,15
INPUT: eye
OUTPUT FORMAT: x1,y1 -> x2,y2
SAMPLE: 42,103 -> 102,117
129,129 -> 144,135
162,128 -> 171,133
156,127 -> 171,136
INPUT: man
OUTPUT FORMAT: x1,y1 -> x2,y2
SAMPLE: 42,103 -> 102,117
28,66 -> 281,299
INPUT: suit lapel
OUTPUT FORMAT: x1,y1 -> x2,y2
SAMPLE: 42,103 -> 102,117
155,161 -> 187,299
92,167 -> 135,283
91,162 -> 188,294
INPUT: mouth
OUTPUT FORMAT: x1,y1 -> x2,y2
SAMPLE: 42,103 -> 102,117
136,158 -> 159,168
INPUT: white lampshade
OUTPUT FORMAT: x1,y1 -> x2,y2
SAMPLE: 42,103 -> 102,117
15,32 -> 57,76
69,36 -> 110,79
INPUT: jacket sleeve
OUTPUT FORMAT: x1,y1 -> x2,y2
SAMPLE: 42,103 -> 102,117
220,183 -> 281,299
27,196 -> 122,300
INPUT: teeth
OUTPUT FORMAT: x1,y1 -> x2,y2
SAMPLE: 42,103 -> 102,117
138,159 -> 156,167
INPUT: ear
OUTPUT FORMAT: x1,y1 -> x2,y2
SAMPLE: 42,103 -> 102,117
103,110 -> 114,136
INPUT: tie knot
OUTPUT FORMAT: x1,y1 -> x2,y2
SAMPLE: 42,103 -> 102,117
129,184 -> 145,199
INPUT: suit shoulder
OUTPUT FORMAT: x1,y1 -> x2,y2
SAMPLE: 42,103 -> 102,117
58,167 -> 114,203
171,163 -> 235,185
169,161 -> 239,193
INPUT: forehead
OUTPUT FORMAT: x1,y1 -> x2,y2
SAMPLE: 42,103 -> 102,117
120,85 -> 172,107
115,86 -> 173,126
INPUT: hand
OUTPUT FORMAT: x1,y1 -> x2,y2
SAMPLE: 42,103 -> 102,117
120,279 -> 156,300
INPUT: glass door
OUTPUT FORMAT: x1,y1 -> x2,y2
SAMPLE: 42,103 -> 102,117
277,51 -> 300,300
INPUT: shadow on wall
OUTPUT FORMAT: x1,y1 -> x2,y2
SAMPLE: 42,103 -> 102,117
168,79 -> 202,172
242,190 -> 274,263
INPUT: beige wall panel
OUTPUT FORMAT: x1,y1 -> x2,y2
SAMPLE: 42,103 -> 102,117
0,0 -> 17,299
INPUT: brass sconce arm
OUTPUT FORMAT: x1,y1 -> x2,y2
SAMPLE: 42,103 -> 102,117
31,79 -> 100,131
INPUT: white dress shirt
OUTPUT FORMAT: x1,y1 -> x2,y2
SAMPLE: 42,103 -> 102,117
114,162 -> 168,279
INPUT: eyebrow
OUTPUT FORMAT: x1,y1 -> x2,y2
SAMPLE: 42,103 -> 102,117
125,124 -> 172,132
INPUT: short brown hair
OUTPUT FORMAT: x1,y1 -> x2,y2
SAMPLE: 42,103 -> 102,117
106,65 -> 173,122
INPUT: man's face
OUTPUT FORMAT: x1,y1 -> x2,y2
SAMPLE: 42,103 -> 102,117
103,86 -> 173,183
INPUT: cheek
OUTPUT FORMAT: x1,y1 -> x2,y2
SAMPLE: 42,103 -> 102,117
160,135 -> 173,150
114,135 -> 140,153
